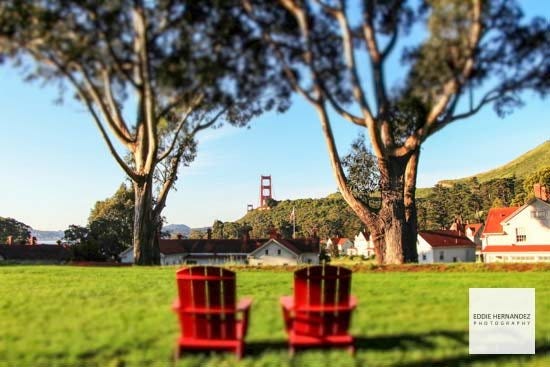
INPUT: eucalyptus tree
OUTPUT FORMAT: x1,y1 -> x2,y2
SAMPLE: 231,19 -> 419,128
244,0 -> 549,263
0,1 -> 290,264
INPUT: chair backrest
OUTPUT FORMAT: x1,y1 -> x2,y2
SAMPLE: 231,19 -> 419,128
176,266 -> 237,340
293,265 -> 353,337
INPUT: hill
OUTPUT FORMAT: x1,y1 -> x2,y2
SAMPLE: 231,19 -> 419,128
236,193 -> 363,239
438,140 -> 550,186
162,224 -> 191,236
31,229 -> 64,242
416,140 -> 550,198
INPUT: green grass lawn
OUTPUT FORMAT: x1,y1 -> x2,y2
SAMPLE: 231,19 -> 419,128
0,266 -> 549,367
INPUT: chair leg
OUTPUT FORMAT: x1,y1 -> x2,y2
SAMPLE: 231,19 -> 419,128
235,344 -> 244,360
173,344 -> 182,362
289,345 -> 295,357
347,344 -> 355,356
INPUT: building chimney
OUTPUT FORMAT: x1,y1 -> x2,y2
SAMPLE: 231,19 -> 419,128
268,227 -> 279,239
534,183 -> 549,202
7,236 -> 13,246
242,228 -> 250,244
207,228 -> 212,240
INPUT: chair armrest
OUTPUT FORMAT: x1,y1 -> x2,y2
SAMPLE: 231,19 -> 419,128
236,297 -> 253,340
172,298 -> 181,312
237,297 -> 253,312
280,296 -> 294,311
349,295 -> 358,310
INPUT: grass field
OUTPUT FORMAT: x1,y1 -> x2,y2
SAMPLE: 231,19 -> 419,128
1,265 -> 549,367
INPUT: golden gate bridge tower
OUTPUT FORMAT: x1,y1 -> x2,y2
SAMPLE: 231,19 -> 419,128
259,175 -> 273,208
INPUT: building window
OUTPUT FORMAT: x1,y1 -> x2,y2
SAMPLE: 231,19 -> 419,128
265,249 -> 268,255
453,257 -> 457,263
531,210 -> 547,218
515,227 -> 526,242
307,259 -> 312,264
439,251 -> 444,260
422,254 -> 427,261
277,249 -> 281,255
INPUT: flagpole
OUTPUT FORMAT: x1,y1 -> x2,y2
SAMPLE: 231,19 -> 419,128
292,207 -> 296,239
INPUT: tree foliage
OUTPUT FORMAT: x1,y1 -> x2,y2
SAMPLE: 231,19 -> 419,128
341,134 -> 380,208
0,0 -> 291,264
0,217 -> 31,243
234,194 -> 363,239
244,0 -> 549,264
415,174 -> 547,230
88,184 -> 134,251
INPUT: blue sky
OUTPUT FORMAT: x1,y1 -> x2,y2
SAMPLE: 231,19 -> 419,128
0,1 -> 549,231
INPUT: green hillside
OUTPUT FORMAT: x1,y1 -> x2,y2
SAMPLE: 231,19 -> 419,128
237,193 -> 364,239
438,140 -> 550,186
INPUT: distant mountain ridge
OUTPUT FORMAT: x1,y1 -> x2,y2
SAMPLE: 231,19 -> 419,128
162,224 -> 191,236
31,229 -> 64,242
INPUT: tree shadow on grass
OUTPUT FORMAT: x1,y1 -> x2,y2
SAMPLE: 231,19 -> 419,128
356,330 -> 549,367
174,331 -> 549,365
355,330 -> 468,351
246,340 -> 288,356
396,343 -> 550,367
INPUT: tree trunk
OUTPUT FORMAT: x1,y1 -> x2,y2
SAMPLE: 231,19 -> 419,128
378,152 -> 419,264
133,177 -> 160,265
403,149 -> 420,262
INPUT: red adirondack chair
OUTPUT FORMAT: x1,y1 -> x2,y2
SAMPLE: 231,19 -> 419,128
280,265 -> 357,355
172,266 -> 252,359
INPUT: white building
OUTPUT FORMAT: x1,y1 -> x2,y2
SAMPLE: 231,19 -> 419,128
326,237 -> 354,256
248,238 -> 319,266
119,236 -> 319,266
417,230 -> 476,264
481,192 -> 550,263
353,232 -> 376,258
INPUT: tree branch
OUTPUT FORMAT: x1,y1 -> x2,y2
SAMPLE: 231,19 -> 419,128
101,67 -> 135,144
314,96 -> 381,229
242,0 -> 319,104
157,95 -> 204,163
419,0 -> 482,139
191,107 -> 227,135
132,6 -> 158,174
40,52 -> 139,182
74,63 -> 135,147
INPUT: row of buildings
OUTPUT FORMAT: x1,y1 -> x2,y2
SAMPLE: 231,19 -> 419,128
327,184 -> 550,264
2,185 -> 549,265
119,231 -> 320,266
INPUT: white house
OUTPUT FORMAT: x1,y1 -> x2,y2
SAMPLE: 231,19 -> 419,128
450,219 -> 484,261
481,189 -> 550,263
353,232 -> 376,258
326,237 -> 354,256
119,238 -> 262,266
248,238 -> 319,266
417,230 -> 476,264
120,236 -> 319,266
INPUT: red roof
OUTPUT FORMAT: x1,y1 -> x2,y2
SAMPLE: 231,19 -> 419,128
483,245 -> 550,253
419,230 -> 476,248
158,238 -> 320,256
159,239 -> 266,254
276,238 -> 320,254
482,207 -> 519,235
465,223 -> 483,236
